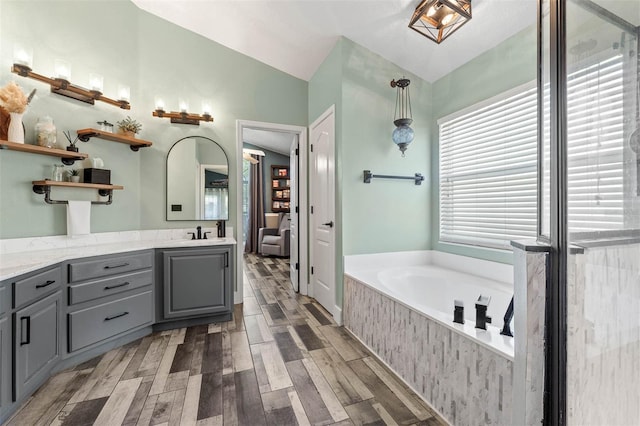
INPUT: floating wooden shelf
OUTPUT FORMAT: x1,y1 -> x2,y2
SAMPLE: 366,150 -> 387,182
32,180 -> 124,205
76,128 -> 152,151
0,140 -> 87,165
31,181 -> 124,190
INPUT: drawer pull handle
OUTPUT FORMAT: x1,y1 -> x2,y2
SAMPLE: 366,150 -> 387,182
104,282 -> 130,290
104,263 -> 130,270
35,280 -> 56,289
105,312 -> 129,321
20,316 -> 30,345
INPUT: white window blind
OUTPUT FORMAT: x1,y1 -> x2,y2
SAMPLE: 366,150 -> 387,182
439,86 -> 538,249
566,54 -> 624,232
438,53 -> 624,249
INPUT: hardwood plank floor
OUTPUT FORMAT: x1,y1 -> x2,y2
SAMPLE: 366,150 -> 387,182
7,254 -> 447,426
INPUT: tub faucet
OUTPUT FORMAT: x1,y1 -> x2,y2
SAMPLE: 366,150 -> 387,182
453,300 -> 465,324
475,295 -> 492,330
500,297 -> 514,337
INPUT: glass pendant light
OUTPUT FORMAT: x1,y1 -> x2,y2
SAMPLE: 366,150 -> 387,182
391,78 -> 413,156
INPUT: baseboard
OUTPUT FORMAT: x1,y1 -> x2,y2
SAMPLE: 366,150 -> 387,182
333,305 -> 343,325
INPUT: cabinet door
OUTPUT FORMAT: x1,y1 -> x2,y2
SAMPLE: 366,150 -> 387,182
163,248 -> 231,319
14,291 -> 60,401
0,316 -> 8,410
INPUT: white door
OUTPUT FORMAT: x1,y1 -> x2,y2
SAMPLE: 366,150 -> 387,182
309,106 -> 336,316
289,135 -> 299,292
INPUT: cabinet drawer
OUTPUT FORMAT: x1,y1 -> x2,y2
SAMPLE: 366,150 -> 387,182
68,290 -> 153,352
68,269 -> 152,305
13,267 -> 62,309
68,251 -> 152,283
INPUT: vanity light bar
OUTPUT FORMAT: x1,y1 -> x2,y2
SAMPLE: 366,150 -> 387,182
152,109 -> 214,126
11,64 -> 131,110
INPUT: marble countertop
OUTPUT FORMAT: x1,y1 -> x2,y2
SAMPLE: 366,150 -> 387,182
0,229 -> 236,281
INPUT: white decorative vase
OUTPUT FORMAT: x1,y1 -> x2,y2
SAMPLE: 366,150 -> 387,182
8,112 -> 24,143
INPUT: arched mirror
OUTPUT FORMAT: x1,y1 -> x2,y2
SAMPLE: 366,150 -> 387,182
166,136 -> 229,221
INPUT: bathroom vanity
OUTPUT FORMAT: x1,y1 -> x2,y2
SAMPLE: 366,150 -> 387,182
0,234 -> 235,422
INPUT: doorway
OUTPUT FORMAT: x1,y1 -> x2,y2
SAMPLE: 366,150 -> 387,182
235,120 -> 308,304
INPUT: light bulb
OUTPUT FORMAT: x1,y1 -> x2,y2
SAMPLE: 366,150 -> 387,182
118,85 -> 130,102
427,5 -> 437,17
441,12 -> 454,26
13,46 -> 33,68
179,100 -> 188,113
155,97 -> 165,111
202,101 -> 211,116
89,73 -> 103,92
54,59 -> 71,80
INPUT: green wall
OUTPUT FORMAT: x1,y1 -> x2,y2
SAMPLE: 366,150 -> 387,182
430,25 -> 538,264
308,38 -> 344,305
341,39 -> 432,256
0,0 -> 307,239
309,38 -> 433,311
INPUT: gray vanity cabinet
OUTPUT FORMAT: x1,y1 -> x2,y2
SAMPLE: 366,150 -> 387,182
66,250 -> 154,354
0,316 -> 9,413
13,291 -> 61,401
3,264 -> 63,403
161,247 -> 233,320
0,283 -> 9,414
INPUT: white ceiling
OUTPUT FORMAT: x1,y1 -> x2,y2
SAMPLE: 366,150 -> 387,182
243,128 -> 296,156
132,0 -> 538,83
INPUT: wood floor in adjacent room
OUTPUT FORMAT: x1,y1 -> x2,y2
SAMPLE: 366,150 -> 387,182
6,254 -> 447,426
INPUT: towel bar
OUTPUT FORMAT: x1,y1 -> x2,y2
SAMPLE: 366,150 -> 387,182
363,170 -> 424,185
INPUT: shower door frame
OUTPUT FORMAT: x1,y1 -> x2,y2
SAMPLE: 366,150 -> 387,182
541,0 -> 569,424
541,0 -> 640,424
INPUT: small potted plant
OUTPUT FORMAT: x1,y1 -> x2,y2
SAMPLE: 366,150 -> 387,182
116,116 -> 142,138
68,169 -> 81,183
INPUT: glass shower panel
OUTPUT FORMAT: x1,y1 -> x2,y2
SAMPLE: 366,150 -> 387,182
565,1 -> 640,424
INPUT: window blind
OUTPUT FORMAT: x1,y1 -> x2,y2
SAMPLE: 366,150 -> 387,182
566,55 -> 624,232
439,86 -> 538,249
438,53 -> 624,249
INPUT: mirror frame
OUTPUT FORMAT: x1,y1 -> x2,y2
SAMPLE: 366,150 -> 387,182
165,135 -> 229,221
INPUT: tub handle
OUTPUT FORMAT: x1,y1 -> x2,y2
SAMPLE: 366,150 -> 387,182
322,221 -> 334,228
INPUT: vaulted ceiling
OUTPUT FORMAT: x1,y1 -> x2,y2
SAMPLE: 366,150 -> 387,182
132,0 -> 538,83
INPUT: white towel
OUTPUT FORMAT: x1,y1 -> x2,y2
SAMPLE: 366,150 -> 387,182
67,201 -> 91,236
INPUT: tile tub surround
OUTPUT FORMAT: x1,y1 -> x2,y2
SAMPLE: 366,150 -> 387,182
344,250 -> 515,358
344,276 -> 513,425
567,243 -> 640,426
0,228 -> 235,280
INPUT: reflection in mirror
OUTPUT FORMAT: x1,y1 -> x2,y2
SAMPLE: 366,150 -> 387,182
166,136 -> 229,221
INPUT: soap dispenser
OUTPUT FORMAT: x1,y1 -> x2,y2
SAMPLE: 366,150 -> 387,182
217,220 -> 226,238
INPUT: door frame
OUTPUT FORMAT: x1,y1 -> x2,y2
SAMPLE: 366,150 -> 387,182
235,120 -> 309,304
308,105 -> 338,322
